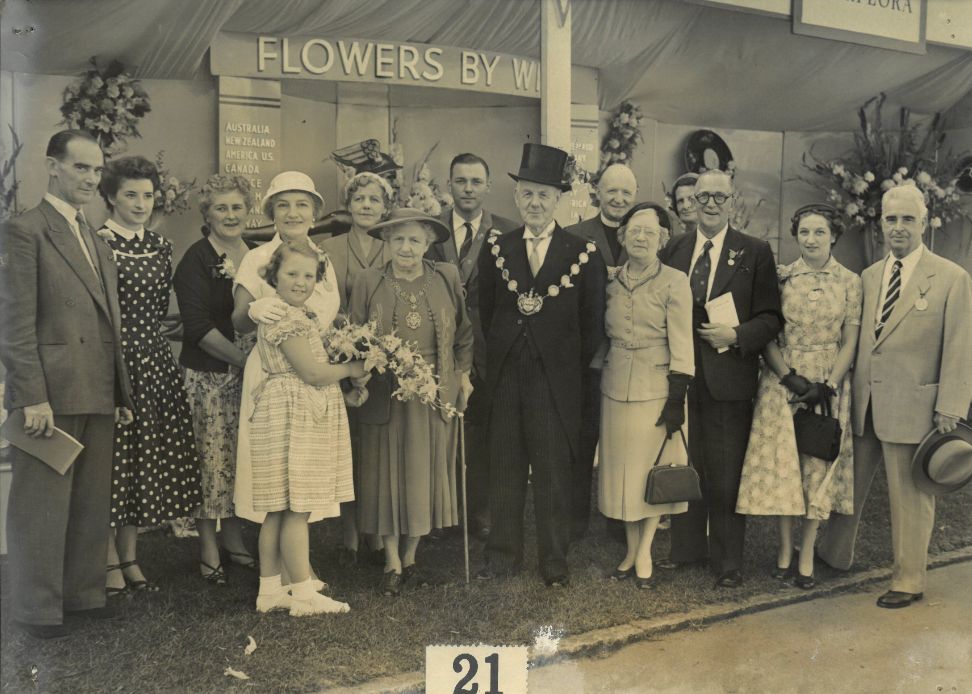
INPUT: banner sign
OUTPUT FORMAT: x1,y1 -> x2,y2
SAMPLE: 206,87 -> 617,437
217,76 -> 282,228
793,0 -> 927,54
211,32 -> 542,98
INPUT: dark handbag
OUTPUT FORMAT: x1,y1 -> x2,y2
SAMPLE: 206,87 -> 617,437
792,396 -> 842,462
645,429 -> 703,505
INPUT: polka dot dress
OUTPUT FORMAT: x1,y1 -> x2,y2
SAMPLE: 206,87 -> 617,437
103,225 -> 201,527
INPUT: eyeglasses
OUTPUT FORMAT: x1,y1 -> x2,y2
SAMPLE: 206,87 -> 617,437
694,192 -> 731,206
626,227 -> 661,238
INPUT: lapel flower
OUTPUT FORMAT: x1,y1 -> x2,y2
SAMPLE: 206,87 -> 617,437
777,264 -> 792,284
211,254 -> 236,279
607,265 -> 621,282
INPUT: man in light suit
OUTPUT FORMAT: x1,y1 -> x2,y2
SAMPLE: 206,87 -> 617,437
565,163 -> 637,540
658,169 -> 782,587
0,130 -> 133,638
427,153 -> 516,541
817,184 -> 972,608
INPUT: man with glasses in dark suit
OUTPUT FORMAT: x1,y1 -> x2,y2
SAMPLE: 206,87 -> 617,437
658,169 -> 782,587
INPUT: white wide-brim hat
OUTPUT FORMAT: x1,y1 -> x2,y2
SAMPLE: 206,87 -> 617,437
911,421 -> 972,495
261,171 -> 325,211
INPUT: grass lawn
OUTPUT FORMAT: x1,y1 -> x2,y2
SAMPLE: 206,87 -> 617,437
2,468 -> 971,693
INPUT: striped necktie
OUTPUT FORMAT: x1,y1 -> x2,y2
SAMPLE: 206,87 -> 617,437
458,222 -> 473,261
875,259 -> 902,339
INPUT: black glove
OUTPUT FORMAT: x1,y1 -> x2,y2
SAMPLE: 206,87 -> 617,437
656,372 -> 691,438
792,381 -> 836,407
780,369 -> 812,397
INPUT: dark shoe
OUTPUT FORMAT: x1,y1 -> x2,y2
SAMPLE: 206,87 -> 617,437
65,605 -> 120,621
876,590 -> 923,609
635,575 -> 655,590
199,560 -> 227,586
223,549 -> 259,571
608,566 -> 634,581
794,572 -> 817,590
15,621 -> 71,639
118,561 -> 159,593
544,575 -> 570,588
105,563 -> 130,598
402,565 -> 431,588
715,570 -> 743,588
381,570 -> 402,597
771,551 -> 798,579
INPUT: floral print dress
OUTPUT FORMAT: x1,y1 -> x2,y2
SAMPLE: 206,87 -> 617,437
736,257 -> 862,520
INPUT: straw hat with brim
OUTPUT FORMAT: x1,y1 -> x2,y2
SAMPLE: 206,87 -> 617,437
508,143 -> 572,192
261,171 -> 325,212
366,207 -> 451,244
911,421 -> 972,495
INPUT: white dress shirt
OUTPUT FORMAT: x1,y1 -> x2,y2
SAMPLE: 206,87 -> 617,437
452,210 -> 482,255
876,244 -> 924,328
522,220 -> 556,270
44,192 -> 98,272
688,225 -> 728,302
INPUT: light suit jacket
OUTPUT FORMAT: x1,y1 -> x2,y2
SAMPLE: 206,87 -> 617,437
0,199 -> 133,415
852,247 -> 972,444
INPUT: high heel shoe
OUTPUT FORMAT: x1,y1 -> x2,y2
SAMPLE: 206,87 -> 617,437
608,566 -> 634,581
635,575 -> 655,590
794,571 -> 817,590
199,560 -> 227,586
118,561 -> 159,593
106,563 -> 129,598
771,551 -> 798,579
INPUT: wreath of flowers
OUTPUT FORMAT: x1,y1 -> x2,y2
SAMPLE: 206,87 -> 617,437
487,233 -> 597,306
599,101 -> 645,170
153,151 -> 196,217
60,58 -> 151,156
322,319 -> 458,418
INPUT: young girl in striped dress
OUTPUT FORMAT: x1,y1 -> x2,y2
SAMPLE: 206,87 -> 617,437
250,241 -> 366,616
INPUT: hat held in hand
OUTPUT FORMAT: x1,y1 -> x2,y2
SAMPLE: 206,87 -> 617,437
911,421 -> 972,495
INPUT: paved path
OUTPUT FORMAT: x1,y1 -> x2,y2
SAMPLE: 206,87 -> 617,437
529,561 -> 972,694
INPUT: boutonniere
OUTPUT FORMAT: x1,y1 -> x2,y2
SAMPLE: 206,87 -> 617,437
210,254 -> 236,279
727,248 -> 745,267
606,265 -> 621,282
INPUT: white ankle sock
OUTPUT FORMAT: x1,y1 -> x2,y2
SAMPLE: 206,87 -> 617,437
258,575 -> 283,595
290,578 -> 316,602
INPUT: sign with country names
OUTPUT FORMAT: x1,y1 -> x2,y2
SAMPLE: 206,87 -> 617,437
794,0 -> 927,54
211,32 -> 542,98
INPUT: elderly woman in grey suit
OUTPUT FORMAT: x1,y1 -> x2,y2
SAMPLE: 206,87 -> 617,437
349,208 -> 474,596
597,203 -> 694,588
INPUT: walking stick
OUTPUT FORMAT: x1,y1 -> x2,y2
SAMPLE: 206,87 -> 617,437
459,412 -> 470,584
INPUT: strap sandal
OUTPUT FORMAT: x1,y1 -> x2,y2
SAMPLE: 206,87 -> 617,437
106,563 -> 130,598
118,561 -> 159,593
223,549 -> 259,571
199,560 -> 227,586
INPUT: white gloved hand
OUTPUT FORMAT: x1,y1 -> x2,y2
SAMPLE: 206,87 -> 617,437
248,297 -> 289,324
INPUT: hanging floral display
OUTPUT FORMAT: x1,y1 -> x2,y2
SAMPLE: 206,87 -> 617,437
405,142 -> 453,217
0,125 -> 24,222
799,93 -> 969,258
599,101 -> 645,170
60,58 -> 151,155
152,151 -> 196,217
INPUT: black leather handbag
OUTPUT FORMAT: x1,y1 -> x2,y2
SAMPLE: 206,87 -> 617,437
645,429 -> 703,505
793,397 -> 842,462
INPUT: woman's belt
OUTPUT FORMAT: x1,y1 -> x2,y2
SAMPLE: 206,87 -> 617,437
784,342 -> 839,352
610,337 -> 668,350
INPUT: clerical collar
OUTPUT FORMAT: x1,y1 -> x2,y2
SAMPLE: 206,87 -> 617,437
105,217 -> 145,241
599,213 -> 621,229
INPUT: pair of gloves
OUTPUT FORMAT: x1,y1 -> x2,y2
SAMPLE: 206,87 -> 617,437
780,369 -> 836,407
655,372 -> 692,438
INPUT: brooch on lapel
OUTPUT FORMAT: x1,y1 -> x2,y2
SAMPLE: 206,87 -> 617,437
727,248 -> 745,267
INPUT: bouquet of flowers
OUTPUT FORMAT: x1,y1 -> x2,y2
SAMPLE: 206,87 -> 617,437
153,151 -> 196,217
405,142 -> 453,217
599,101 -> 645,169
60,58 -> 151,155
800,93 -> 968,255
322,319 -> 458,418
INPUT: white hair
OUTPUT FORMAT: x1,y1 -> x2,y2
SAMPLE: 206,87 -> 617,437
882,183 -> 928,219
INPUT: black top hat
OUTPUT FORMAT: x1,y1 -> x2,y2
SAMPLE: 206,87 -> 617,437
508,143 -> 572,192
911,421 -> 972,495
684,130 -> 734,174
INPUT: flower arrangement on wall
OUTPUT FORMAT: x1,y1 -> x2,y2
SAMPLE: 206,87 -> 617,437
0,126 -> 24,222
800,93 -> 968,258
152,151 -> 196,217
599,101 -> 645,170
60,58 -> 151,156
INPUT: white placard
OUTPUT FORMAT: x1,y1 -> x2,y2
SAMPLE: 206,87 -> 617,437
426,645 -> 528,694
